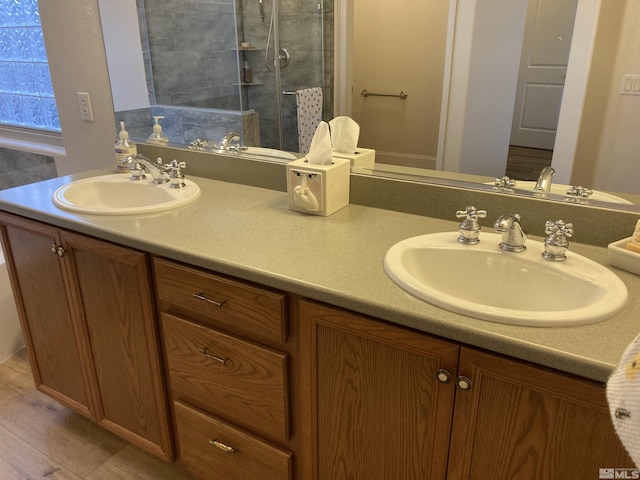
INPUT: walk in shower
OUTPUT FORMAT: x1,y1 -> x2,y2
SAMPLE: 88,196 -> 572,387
102,0 -> 333,152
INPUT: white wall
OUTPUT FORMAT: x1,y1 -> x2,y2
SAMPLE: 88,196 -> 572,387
38,0 -> 117,176
439,0 -> 528,177
582,0 -> 640,194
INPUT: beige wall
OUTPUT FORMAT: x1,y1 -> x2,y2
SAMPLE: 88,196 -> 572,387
39,0 -> 116,176
574,0 -> 640,194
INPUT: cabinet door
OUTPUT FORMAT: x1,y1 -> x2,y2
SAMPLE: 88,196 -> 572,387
61,231 -> 173,460
0,214 -> 94,418
448,347 -> 635,479
300,300 -> 459,480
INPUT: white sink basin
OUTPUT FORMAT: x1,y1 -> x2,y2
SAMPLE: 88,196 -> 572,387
53,174 -> 201,215
384,232 -> 628,327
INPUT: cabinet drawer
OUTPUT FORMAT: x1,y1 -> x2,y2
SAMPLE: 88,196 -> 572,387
162,313 -> 289,442
174,401 -> 292,480
154,257 -> 287,344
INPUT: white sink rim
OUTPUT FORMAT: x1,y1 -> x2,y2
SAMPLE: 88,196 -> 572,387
52,174 -> 201,215
384,232 -> 628,327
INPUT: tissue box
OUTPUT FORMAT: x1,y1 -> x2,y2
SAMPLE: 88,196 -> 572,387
332,148 -> 376,169
286,157 -> 350,216
608,237 -> 640,276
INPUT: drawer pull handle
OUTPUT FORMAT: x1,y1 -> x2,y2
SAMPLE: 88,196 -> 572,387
198,347 -> 227,364
193,292 -> 226,309
209,439 -> 236,455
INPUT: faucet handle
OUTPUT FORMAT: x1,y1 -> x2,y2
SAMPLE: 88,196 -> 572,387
494,176 -> 516,189
542,220 -> 574,262
565,186 -> 593,198
456,206 -> 487,245
164,159 -> 187,188
456,205 -> 487,221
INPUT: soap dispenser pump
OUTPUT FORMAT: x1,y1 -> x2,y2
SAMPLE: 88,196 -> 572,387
148,116 -> 169,144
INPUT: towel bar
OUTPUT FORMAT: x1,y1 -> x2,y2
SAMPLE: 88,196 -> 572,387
361,89 -> 408,99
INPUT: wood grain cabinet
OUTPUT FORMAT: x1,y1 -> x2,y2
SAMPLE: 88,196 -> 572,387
0,213 -> 172,460
154,257 -> 295,480
300,300 -> 635,480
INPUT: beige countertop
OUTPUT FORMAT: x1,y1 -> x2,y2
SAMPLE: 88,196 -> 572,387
1,171 -> 638,383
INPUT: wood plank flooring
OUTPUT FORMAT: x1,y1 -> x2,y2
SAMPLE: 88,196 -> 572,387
0,349 -> 195,480
506,146 -> 553,181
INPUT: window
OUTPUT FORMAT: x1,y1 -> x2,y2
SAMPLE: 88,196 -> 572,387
0,0 -> 60,132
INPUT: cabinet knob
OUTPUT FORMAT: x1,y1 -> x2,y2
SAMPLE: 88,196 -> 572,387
56,246 -> 65,257
209,439 -> 236,455
50,243 -> 57,254
436,369 -> 451,383
456,376 -> 473,390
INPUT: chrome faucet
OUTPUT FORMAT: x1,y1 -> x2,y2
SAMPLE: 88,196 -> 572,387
123,154 -> 170,184
216,132 -> 241,151
542,220 -> 573,262
455,206 -> 487,245
533,166 -> 556,193
494,213 -> 527,252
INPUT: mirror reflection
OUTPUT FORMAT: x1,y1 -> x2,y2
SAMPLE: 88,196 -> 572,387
99,0 -> 640,210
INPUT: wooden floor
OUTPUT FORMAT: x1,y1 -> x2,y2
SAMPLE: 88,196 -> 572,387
0,348 -> 195,480
506,145 -> 553,181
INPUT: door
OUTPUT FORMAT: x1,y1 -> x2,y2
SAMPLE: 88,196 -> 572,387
61,231 -> 173,459
0,214 -> 95,418
510,0 -> 578,150
447,347 -> 634,479
350,0 -> 449,169
301,300 -> 459,479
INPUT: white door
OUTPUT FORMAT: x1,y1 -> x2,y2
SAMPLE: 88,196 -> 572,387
510,0 -> 578,150
350,0 -> 449,168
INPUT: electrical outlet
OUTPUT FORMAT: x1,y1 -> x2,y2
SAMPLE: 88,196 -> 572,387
620,75 -> 640,96
76,92 -> 94,121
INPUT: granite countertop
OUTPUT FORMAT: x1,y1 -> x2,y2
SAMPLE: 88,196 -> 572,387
1,171 -> 638,383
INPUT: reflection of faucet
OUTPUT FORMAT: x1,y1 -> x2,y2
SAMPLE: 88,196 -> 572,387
533,166 -> 556,193
217,132 -> 241,151
123,154 -> 170,184
494,213 -> 527,252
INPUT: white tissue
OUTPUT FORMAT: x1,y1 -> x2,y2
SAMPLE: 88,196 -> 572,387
329,116 -> 360,154
306,121 -> 333,165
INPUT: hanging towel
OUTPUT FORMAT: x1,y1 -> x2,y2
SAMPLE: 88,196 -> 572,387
295,87 -> 323,154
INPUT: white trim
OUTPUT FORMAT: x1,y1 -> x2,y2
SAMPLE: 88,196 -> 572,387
333,0 -> 353,117
551,0 -> 600,184
0,126 -> 65,158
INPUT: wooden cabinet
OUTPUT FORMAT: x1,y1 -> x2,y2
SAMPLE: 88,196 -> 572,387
155,257 -> 294,480
449,347 -> 634,479
300,299 -> 635,480
0,213 -> 172,460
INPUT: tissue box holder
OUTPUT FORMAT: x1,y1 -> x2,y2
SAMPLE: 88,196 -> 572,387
286,157 -> 350,216
333,148 -> 376,169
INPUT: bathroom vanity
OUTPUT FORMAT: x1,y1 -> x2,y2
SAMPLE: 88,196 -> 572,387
0,171 -> 638,479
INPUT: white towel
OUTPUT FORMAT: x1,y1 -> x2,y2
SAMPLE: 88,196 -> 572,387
295,87 -> 323,154
607,332 -> 640,467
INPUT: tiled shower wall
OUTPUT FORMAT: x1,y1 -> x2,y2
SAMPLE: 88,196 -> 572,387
116,0 -> 333,151
0,146 -> 56,190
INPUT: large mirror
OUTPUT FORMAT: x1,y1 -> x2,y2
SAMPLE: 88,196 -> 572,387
99,0 -> 640,212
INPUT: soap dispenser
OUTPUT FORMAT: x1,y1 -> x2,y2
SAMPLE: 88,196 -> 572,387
148,116 -> 169,144
115,121 -> 137,173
